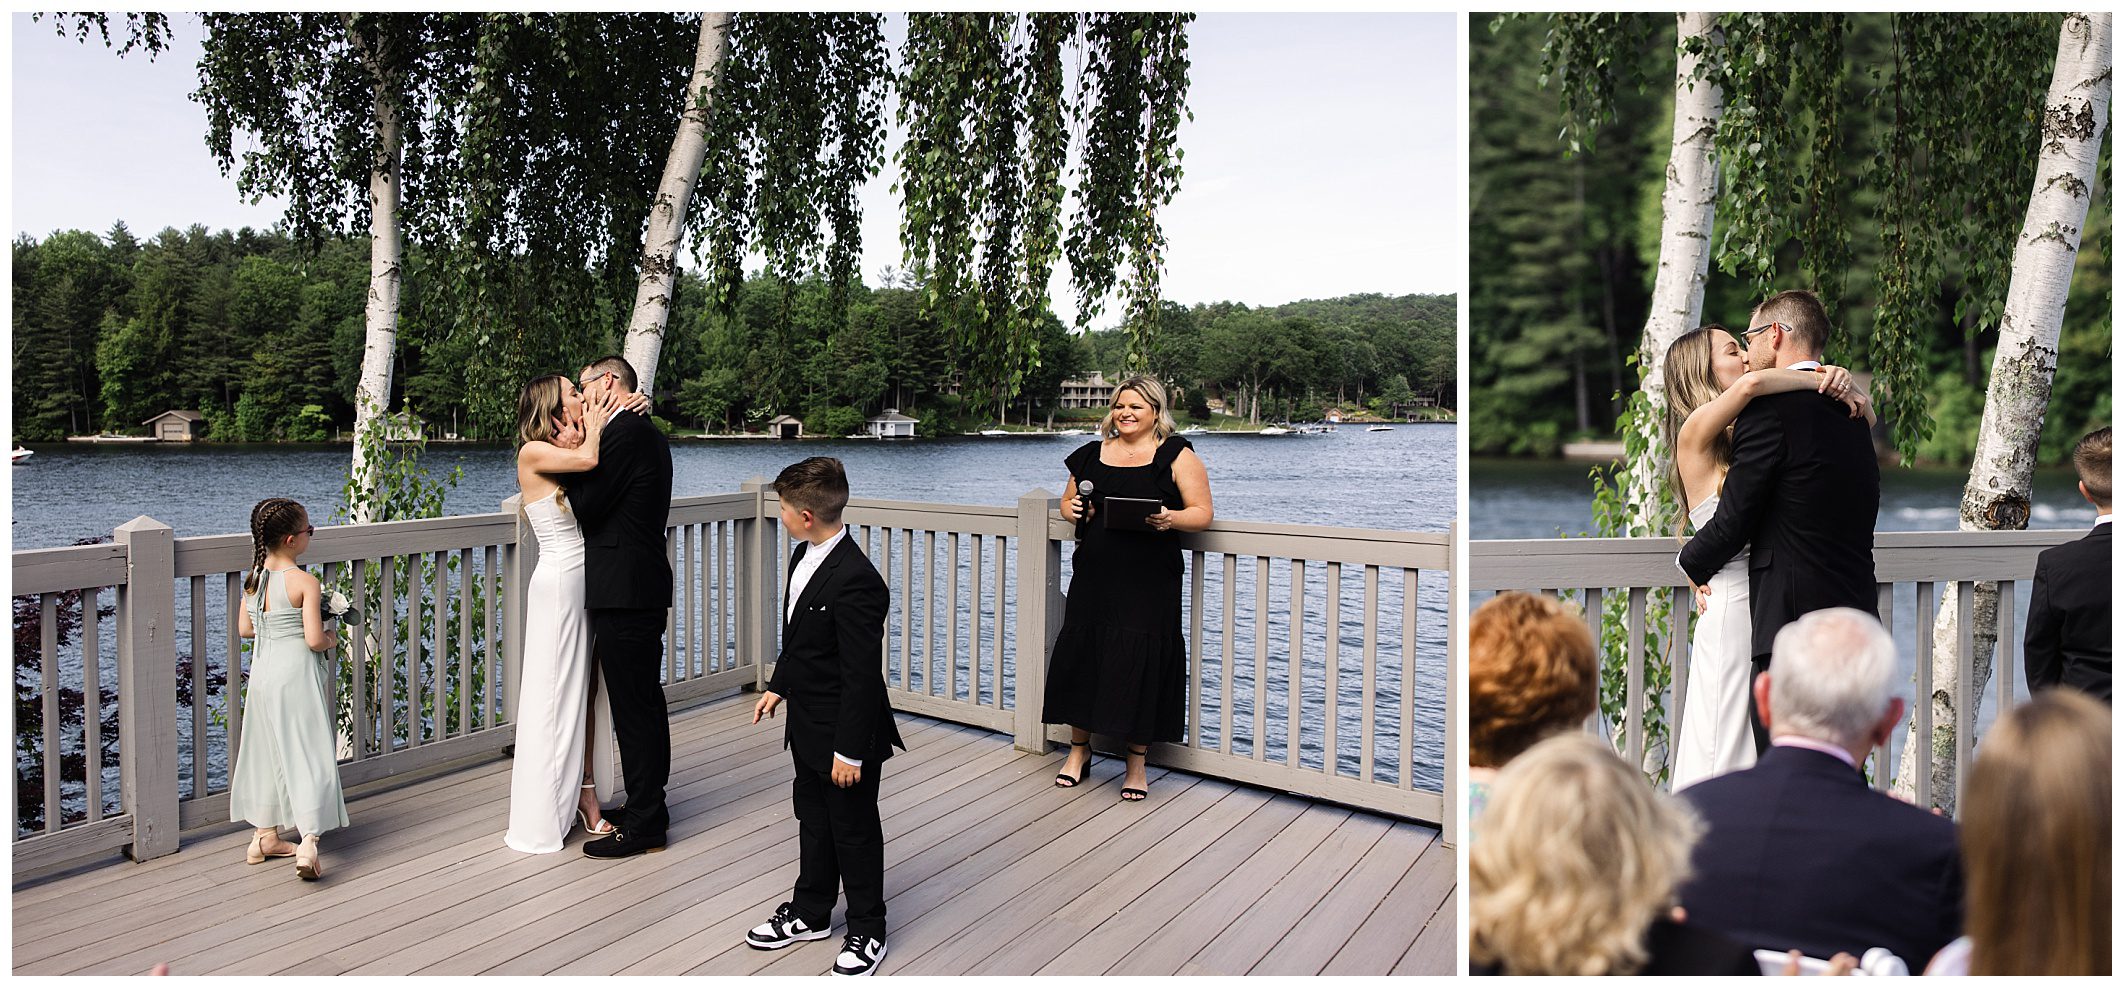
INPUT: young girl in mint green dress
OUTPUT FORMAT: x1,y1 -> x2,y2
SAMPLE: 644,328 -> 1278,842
229,497 -> 348,880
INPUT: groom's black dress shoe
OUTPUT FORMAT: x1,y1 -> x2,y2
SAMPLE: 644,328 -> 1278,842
582,828 -> 665,859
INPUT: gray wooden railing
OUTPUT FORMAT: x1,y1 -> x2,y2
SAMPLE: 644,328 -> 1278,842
13,482 -> 1455,877
1471,529 -> 2077,807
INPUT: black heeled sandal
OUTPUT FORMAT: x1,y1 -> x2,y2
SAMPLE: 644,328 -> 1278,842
1121,745 -> 1150,802
1054,740 -> 1094,788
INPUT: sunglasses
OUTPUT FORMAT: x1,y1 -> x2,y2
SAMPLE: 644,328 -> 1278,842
1734,321 -> 1784,348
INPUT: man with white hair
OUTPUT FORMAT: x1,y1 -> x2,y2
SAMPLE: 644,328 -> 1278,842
1675,608 -> 1962,969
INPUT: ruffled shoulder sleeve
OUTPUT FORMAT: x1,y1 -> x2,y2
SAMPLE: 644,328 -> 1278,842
1154,434 -> 1194,467
1064,440 -> 1101,479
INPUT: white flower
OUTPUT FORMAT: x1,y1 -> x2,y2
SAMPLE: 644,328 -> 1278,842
327,590 -> 351,615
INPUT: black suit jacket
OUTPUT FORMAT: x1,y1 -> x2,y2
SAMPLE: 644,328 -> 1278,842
1677,746 -> 1963,967
767,535 -> 904,773
2025,521 -> 2110,701
569,409 -> 674,611
1679,390 -> 1880,657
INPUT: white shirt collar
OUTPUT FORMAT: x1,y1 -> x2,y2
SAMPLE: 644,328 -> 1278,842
1786,359 -> 1823,371
787,526 -> 848,622
1771,734 -> 1859,769
2096,513 -> 2113,527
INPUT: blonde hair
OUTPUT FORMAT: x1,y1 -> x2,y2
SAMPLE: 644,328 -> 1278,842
1096,375 -> 1178,442
1471,733 -> 1702,976
515,374 -> 569,449
1963,691 -> 2110,975
1661,326 -> 1733,539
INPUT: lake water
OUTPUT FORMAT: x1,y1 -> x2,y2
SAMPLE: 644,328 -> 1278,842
13,427 -> 1456,827
1471,455 -> 2099,781
1471,456 -> 2097,539
15,429 -> 1454,548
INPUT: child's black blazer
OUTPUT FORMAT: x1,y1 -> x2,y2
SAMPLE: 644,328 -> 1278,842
768,535 -> 905,773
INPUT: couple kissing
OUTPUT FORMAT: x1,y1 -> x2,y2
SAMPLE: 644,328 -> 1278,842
1665,289 -> 1881,790
505,355 -> 676,859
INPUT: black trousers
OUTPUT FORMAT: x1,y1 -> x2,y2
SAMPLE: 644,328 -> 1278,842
790,752 -> 887,940
592,607 -> 670,836
1749,651 -> 1772,755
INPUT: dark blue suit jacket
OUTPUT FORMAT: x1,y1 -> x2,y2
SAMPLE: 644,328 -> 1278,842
1676,745 -> 1963,968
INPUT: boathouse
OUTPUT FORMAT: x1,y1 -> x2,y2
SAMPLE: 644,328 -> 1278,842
140,410 -> 205,442
866,408 -> 918,439
766,414 -> 803,439
383,409 -> 428,442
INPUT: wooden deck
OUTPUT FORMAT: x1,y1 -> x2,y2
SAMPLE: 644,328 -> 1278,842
12,692 -> 1454,976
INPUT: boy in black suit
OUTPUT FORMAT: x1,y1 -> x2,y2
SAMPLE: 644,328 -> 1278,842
746,457 -> 904,976
2026,427 -> 2111,702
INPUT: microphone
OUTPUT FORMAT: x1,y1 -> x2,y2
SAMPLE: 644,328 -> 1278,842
1075,480 -> 1094,539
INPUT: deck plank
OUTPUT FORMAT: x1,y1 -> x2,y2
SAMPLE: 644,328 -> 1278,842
1037,793 -> 1315,975
920,780 -> 1252,976
1181,811 -> 1393,975
13,691 -> 1454,976
1321,822 -> 1453,975
1252,817 -> 1438,975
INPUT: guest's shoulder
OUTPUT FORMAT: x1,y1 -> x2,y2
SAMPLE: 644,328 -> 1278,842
1676,769 -> 1753,815
1065,439 -> 1102,473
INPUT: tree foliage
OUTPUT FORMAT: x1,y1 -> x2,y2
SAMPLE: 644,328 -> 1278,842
1475,13 -> 2108,466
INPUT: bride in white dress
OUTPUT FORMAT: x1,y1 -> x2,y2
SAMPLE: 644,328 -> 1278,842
504,374 -> 634,853
1663,327 -> 1872,790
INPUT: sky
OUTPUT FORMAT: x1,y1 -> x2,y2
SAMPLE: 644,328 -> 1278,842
9,12 -> 1462,329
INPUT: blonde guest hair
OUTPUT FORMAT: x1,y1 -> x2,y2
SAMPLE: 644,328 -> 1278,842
1661,326 -> 1734,539
1470,733 -> 1703,976
1097,375 -> 1178,442
1962,691 -> 2110,976
515,374 -> 570,449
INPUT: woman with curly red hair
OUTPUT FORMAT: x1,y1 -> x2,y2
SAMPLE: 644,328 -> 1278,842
1467,591 -> 1599,825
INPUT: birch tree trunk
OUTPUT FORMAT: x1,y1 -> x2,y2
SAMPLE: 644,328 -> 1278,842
622,12 -> 733,398
1623,12 -> 1724,537
347,22 -> 403,526
1894,12 -> 2110,811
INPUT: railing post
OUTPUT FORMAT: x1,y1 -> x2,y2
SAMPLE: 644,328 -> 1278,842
114,516 -> 179,861
502,495 -> 533,726
1013,489 -> 1062,753
739,477 -> 776,688
1443,520 -> 1460,850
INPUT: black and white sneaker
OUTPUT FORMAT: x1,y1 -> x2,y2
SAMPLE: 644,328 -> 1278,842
830,934 -> 887,976
745,902 -> 830,950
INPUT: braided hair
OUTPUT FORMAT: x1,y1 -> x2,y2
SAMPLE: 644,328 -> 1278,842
245,498 -> 308,596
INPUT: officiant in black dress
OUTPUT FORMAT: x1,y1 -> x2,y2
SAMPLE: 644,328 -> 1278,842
1043,376 -> 1214,803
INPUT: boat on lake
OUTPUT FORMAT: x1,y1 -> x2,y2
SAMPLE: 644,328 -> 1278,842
1367,425 -> 1395,432
1258,426 -> 1291,436
12,447 -> 32,463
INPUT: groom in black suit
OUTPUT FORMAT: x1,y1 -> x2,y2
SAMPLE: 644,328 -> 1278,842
569,355 -> 676,857
1679,289 -> 1880,754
